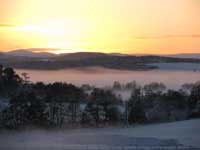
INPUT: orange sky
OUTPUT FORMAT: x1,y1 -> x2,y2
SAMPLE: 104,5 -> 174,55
0,0 -> 200,54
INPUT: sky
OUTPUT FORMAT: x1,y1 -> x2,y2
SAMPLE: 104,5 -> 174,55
0,0 -> 200,54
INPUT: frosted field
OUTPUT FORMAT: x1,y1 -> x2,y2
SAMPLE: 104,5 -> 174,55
0,119 -> 199,149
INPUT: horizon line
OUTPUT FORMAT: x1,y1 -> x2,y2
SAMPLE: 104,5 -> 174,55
1,48 -> 200,56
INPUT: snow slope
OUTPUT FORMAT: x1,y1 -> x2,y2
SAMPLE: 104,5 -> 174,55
0,119 -> 199,149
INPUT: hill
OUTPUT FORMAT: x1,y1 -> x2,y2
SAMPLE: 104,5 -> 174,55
0,50 -> 200,70
59,52 -> 109,60
0,119 -> 199,148
5,49 -> 57,58
166,53 -> 200,59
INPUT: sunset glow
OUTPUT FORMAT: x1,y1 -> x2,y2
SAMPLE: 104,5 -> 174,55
0,0 -> 200,54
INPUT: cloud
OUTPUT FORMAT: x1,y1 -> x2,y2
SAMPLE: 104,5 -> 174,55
1,24 -> 200,39
135,34 -> 200,39
0,24 -> 17,27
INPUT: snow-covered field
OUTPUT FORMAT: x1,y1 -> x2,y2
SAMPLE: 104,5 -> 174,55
0,119 -> 199,149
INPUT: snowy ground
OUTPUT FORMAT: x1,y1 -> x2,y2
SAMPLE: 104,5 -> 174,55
0,119 -> 199,149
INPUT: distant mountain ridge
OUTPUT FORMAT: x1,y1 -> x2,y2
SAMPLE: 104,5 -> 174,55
5,49 -> 56,58
0,49 -> 200,70
166,53 -> 200,59
2,49 -> 200,59
129,53 -> 200,59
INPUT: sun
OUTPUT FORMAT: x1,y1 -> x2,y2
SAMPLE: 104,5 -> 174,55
3,19 -> 89,50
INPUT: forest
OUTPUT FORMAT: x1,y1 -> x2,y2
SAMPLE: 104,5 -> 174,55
0,64 -> 199,129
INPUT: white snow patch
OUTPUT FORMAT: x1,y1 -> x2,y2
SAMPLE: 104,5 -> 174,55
0,119 -> 199,149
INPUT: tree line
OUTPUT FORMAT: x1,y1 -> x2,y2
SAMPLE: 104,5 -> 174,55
0,65 -> 199,129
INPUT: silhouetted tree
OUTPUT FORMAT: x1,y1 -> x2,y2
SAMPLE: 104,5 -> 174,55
113,81 -> 122,90
143,82 -> 166,96
128,88 -> 146,124
189,82 -> 200,118
3,92 -> 48,128
84,88 -> 121,126
0,66 -> 22,96
163,90 -> 188,121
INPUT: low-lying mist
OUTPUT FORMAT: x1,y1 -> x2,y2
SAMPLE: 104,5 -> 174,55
16,66 -> 200,90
